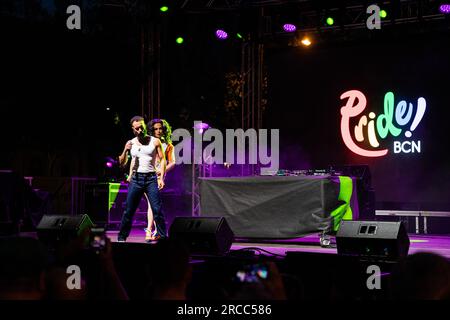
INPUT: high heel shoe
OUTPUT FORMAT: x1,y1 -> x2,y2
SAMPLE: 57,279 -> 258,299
144,228 -> 153,242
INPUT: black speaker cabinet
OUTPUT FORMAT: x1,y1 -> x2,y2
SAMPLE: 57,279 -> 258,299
37,214 -> 93,243
169,217 -> 234,256
336,220 -> 410,261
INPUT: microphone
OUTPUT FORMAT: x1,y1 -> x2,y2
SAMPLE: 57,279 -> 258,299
122,141 -> 132,161
126,140 -> 133,152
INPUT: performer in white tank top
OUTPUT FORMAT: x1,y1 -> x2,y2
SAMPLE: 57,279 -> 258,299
117,116 -> 167,242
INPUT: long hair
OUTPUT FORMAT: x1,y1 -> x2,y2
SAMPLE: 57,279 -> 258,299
148,118 -> 173,144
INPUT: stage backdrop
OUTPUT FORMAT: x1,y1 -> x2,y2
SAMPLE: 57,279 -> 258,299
266,32 -> 450,211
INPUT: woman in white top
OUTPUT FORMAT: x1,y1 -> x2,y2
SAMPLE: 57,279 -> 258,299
143,119 -> 176,241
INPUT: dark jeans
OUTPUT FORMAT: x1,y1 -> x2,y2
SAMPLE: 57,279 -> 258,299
118,173 -> 166,240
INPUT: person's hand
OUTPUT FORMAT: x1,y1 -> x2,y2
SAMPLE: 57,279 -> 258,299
260,261 -> 287,300
124,141 -> 132,153
158,178 -> 165,190
55,227 -> 90,262
97,236 -> 130,300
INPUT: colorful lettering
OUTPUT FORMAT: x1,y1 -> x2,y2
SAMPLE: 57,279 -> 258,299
340,89 -> 426,157
340,90 -> 388,157
376,92 -> 402,139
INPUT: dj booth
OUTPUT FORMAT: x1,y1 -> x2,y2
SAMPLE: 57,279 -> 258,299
199,175 -> 359,238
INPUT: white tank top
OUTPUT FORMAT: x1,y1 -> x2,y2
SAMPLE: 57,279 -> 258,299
130,136 -> 157,173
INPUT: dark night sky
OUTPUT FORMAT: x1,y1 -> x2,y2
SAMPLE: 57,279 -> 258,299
0,1 -> 140,176
0,1 -> 246,177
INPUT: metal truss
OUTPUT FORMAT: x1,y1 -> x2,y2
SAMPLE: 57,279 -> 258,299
174,1 -> 447,31
140,22 -> 161,121
261,0 -> 448,35
191,160 -> 214,216
240,38 -> 264,176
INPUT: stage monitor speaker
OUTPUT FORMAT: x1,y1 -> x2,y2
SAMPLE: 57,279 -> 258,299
336,220 -> 410,261
37,214 -> 94,244
169,217 -> 234,256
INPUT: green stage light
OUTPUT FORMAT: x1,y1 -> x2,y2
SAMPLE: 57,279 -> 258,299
380,10 -> 387,18
326,17 -> 334,26
160,6 -> 169,12
176,37 -> 184,44
236,33 -> 243,39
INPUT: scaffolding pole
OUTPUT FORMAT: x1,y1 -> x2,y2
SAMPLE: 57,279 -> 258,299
141,21 -> 161,121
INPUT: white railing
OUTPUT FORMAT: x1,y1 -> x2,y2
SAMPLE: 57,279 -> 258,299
375,210 -> 450,234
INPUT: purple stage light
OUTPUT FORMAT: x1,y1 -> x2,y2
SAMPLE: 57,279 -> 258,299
105,156 -> 116,168
215,29 -> 228,40
283,24 -> 297,33
440,4 -> 450,14
193,122 -> 210,134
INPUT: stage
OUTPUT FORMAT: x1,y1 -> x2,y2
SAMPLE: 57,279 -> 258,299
11,226 -> 450,300
106,227 -> 450,259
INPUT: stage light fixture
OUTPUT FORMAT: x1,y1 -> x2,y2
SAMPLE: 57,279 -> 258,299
176,37 -> 184,44
301,37 -> 311,46
380,10 -> 387,18
160,6 -> 169,13
105,157 -> 117,169
440,4 -> 450,14
326,17 -> 334,25
193,122 -> 210,134
215,29 -> 228,40
283,23 -> 297,33
236,33 -> 243,39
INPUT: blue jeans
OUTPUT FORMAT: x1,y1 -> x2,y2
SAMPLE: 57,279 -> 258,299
118,173 -> 166,240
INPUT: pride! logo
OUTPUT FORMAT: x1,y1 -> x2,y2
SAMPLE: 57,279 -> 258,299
340,90 -> 426,157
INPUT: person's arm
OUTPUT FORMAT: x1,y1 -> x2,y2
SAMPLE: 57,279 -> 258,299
126,157 -> 135,182
118,141 -> 132,167
261,261 -> 287,300
155,139 -> 166,190
165,144 -> 176,174
98,237 -> 129,300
